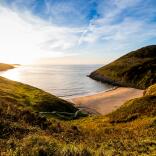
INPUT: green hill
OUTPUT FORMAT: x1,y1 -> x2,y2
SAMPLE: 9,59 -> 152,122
0,63 -> 78,115
0,60 -> 156,155
0,63 -> 15,71
0,76 -> 77,113
90,45 -> 156,89
108,84 -> 156,124
109,92 -> 156,123
0,76 -> 156,155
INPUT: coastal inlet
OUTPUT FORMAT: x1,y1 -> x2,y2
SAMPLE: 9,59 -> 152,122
0,64 -> 113,99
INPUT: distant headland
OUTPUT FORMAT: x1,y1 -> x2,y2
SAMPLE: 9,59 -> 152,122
89,45 -> 156,89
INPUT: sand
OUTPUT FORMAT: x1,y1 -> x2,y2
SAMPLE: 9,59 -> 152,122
70,87 -> 144,115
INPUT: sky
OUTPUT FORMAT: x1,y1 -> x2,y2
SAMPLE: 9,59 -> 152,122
0,0 -> 156,64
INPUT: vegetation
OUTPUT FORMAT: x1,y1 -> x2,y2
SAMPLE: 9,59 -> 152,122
0,76 -> 77,113
144,84 -> 156,96
109,96 -> 156,123
90,45 -> 156,89
0,63 -> 15,71
0,75 -> 156,155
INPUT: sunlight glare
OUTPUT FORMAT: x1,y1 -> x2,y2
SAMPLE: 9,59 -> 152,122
0,68 -> 20,81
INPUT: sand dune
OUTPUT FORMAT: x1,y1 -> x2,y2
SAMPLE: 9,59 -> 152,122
70,87 -> 144,115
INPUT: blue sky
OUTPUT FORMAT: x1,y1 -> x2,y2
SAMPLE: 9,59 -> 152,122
0,0 -> 156,64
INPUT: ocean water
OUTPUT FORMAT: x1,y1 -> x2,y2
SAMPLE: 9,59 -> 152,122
0,64 -> 113,99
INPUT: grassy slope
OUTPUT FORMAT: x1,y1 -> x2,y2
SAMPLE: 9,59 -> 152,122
108,84 -> 156,124
90,45 -> 156,89
0,76 -> 77,113
1,77 -> 156,155
145,84 -> 156,96
0,63 -> 15,71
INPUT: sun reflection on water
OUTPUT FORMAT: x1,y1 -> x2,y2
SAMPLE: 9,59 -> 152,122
0,64 -> 114,98
0,68 -> 21,81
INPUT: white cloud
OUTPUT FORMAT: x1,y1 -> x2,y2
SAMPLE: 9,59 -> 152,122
0,6 -> 82,64
79,0 -> 156,54
0,0 -> 155,65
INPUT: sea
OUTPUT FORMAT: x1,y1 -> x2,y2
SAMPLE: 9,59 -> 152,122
0,64 -> 113,99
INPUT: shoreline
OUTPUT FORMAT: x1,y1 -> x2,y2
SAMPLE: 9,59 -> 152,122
70,87 -> 144,115
66,86 -> 118,101
0,64 -> 144,116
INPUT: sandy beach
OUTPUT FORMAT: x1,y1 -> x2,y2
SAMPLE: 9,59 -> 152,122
70,87 -> 144,115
